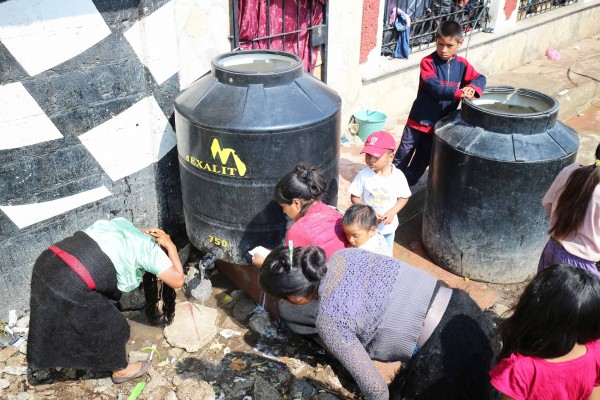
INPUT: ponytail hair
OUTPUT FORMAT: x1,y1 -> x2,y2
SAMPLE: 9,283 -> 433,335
274,163 -> 327,212
550,143 -> 600,240
496,264 -> 600,361
259,245 -> 327,299
143,273 -> 176,325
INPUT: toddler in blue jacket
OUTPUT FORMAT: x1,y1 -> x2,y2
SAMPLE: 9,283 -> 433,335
393,20 -> 486,186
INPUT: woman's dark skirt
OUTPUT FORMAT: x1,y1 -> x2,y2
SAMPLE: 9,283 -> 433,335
392,289 -> 500,400
27,231 -> 129,371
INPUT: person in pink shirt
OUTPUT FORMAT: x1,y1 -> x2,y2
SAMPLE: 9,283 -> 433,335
251,162 -> 347,266
251,162 -> 348,336
490,264 -> 600,400
538,143 -> 600,276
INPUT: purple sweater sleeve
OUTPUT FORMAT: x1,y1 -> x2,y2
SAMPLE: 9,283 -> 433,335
317,314 -> 389,400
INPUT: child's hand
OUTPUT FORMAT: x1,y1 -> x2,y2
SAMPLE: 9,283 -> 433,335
461,86 -> 475,99
381,210 -> 396,225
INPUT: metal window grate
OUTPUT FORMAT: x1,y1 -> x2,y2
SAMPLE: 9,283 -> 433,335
517,0 -> 575,20
381,0 -> 490,57
230,0 -> 328,81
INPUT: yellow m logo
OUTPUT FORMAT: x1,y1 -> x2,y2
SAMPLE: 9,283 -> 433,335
210,138 -> 247,176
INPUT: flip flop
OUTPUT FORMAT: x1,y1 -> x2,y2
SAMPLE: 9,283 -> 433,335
111,360 -> 152,384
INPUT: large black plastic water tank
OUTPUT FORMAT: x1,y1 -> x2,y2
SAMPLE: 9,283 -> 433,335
422,87 -> 579,283
174,50 -> 341,265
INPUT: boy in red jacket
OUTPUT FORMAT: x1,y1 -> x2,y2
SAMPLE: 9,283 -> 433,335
393,20 -> 486,186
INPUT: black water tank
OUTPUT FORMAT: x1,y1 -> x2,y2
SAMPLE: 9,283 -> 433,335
174,50 -> 341,265
422,87 -> 579,283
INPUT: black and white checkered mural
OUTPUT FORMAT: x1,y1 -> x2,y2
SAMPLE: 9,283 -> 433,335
0,0 -> 208,315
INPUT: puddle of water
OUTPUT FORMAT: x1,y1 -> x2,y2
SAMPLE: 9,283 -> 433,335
126,313 -> 167,358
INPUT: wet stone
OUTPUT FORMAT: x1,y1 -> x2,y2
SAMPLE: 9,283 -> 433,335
186,276 -> 213,303
253,376 -> 282,400
248,311 -> 281,339
232,299 -> 256,323
164,302 -> 217,353
288,378 -> 318,399
228,376 -> 255,397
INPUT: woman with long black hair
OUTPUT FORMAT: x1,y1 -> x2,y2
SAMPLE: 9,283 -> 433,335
538,143 -> 600,275
27,218 -> 184,384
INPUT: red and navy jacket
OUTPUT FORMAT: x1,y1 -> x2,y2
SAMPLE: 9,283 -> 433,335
407,51 -> 486,134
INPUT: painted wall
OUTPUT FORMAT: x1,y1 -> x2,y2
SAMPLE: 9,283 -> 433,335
0,0 -> 230,317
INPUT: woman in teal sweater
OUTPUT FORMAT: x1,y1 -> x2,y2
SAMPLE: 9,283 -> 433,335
27,218 -> 184,384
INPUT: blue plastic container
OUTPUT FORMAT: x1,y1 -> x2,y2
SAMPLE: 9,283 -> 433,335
354,110 -> 387,142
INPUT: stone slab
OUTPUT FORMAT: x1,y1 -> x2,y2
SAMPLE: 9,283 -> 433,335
163,301 -> 217,353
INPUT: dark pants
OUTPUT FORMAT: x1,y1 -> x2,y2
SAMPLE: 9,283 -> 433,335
393,125 -> 433,186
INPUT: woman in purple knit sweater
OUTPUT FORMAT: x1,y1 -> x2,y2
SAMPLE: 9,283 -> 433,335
260,246 -> 499,400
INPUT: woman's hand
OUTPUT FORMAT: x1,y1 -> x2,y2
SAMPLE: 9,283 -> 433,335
142,228 -> 175,252
252,253 -> 266,268
373,360 -> 402,385
143,228 -> 184,289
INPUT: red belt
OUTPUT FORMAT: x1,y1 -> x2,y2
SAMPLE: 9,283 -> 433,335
49,245 -> 97,290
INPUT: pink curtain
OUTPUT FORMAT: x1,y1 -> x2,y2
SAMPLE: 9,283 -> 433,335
238,0 -> 325,73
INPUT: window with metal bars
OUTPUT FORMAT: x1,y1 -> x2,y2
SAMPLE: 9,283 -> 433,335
230,0 -> 328,81
517,0 -> 575,20
381,0 -> 490,57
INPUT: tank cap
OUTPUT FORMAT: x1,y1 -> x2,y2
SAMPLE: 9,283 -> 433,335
212,50 -> 303,87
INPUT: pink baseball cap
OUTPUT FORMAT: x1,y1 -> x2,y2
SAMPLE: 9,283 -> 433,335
361,131 -> 396,158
